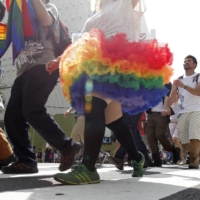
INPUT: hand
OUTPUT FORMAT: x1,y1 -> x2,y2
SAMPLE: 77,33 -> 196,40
64,110 -> 70,118
46,59 -> 60,75
161,109 -> 171,116
174,79 -> 184,88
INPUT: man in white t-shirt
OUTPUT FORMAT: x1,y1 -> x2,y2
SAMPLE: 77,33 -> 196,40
168,55 -> 200,169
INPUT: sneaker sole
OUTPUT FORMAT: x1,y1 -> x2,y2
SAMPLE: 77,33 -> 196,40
54,176 -> 100,185
2,169 -> 39,174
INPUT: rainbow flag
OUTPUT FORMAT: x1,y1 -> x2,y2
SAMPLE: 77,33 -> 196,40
0,0 -> 39,63
0,23 -> 7,49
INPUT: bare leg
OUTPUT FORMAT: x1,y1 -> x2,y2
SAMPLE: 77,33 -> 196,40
183,143 -> 191,152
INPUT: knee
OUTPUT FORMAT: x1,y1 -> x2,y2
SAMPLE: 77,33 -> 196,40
23,107 -> 36,123
4,106 -> 18,125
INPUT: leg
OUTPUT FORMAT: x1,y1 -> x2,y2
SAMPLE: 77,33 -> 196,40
123,112 -> 150,163
82,97 -> 107,171
54,96 -> 107,184
105,102 -> 144,177
106,102 -> 141,162
183,143 -> 191,152
173,137 -> 186,163
3,66 -> 80,174
145,114 -> 162,166
155,115 -> 173,152
4,76 -> 37,167
188,112 -> 200,169
155,114 -> 180,163
70,115 -> 85,143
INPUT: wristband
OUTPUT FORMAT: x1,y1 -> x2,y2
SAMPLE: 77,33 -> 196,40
184,84 -> 188,89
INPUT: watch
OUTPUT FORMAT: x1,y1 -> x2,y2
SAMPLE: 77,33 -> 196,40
184,84 -> 188,89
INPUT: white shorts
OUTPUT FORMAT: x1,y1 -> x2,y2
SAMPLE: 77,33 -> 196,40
177,112 -> 200,144
169,122 -> 178,138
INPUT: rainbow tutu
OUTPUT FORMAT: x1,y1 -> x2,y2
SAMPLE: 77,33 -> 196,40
60,29 -> 173,115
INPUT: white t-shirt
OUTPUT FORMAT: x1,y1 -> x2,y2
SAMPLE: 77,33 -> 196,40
151,101 -> 164,112
178,73 -> 200,113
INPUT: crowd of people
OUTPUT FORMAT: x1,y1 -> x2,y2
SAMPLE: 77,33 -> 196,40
0,0 -> 200,186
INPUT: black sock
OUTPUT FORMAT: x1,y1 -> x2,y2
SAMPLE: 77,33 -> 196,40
82,97 -> 107,172
106,117 -> 141,162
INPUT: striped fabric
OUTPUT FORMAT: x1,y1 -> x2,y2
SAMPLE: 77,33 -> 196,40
0,0 -> 39,63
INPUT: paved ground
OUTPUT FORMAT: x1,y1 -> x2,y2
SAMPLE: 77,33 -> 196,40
0,163 -> 200,200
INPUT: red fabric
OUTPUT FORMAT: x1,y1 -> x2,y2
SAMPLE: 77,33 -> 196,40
6,0 -> 11,12
22,0 -> 34,37
137,112 -> 146,135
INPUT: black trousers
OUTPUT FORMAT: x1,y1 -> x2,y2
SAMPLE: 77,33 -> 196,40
4,65 -> 74,167
115,112 -> 150,161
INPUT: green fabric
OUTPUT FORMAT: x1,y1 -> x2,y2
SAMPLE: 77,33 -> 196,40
0,41 -> 5,50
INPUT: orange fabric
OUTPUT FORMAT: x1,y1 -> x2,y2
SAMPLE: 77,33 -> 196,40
0,128 -> 13,160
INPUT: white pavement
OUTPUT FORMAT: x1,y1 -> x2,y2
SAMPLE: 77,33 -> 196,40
0,163 -> 200,200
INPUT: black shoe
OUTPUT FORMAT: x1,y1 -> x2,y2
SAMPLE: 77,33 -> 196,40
143,159 -> 153,168
151,153 -> 162,167
1,162 -> 38,174
172,146 -> 180,164
59,142 -> 81,172
107,156 -> 124,170
0,154 -> 17,170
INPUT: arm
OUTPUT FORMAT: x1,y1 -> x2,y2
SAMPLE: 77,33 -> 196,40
175,79 -> 200,96
132,0 -> 140,9
30,0 -> 54,26
161,96 -> 171,116
167,83 -> 178,107
64,107 -> 74,118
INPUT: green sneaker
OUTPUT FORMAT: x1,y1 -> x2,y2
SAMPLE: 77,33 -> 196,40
54,163 -> 100,185
131,152 -> 145,177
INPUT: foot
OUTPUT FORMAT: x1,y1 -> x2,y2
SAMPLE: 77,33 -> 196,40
107,156 -> 124,170
178,160 -> 186,165
131,152 -> 145,177
172,146 -> 180,163
59,142 -> 81,172
54,163 -> 100,185
143,159 -> 153,168
1,162 -> 38,174
0,154 -> 17,170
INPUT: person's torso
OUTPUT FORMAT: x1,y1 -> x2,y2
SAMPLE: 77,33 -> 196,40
178,73 -> 200,113
151,101 -> 164,112
15,4 -> 60,77
82,0 -> 143,42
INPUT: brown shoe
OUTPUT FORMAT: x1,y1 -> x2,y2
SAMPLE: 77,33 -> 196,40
1,162 -> 38,174
59,142 -> 81,172
0,154 -> 17,170
189,153 -> 199,169
107,156 -> 124,170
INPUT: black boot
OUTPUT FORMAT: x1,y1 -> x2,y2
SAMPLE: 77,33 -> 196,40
172,146 -> 180,164
150,153 -> 162,167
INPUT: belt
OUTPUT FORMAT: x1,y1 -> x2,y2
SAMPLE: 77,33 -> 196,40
149,112 -> 161,114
